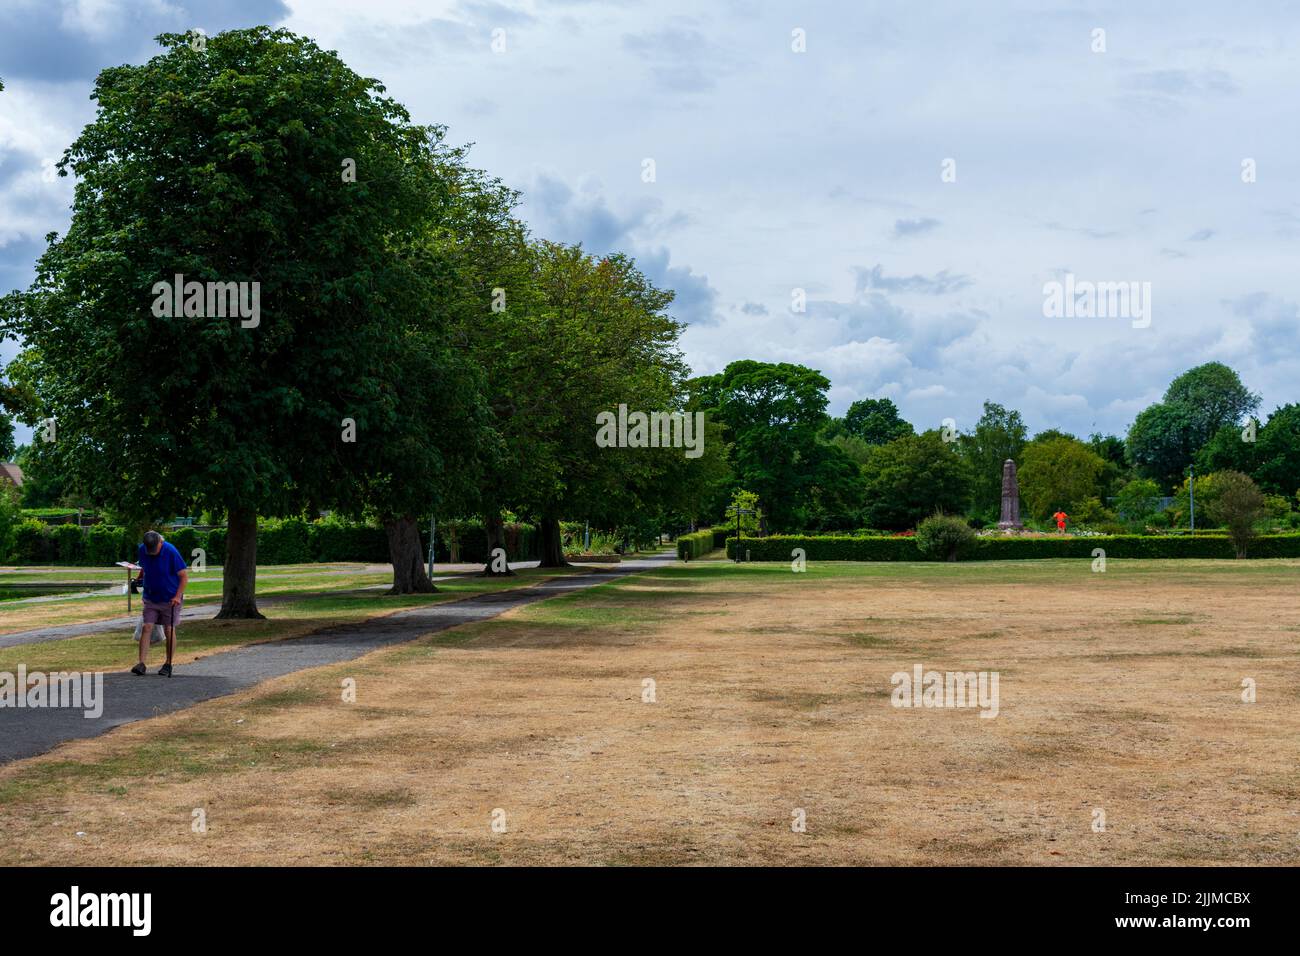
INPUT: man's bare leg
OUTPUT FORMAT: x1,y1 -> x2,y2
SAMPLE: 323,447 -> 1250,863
137,624 -> 151,666
164,625 -> 175,667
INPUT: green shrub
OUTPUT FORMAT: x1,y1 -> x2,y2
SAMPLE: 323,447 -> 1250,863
1263,494 -> 1292,522
257,516 -> 312,565
915,513 -> 976,561
676,530 -> 714,560
84,524 -> 132,565
1071,496 -> 1114,526
14,519 -> 53,564
169,526 -> 203,565
205,527 -> 227,565
309,518 -> 388,563
1115,479 -> 1162,524
0,485 -> 22,562
51,523 -> 84,564
1205,471 -> 1268,558
1147,510 -> 1172,528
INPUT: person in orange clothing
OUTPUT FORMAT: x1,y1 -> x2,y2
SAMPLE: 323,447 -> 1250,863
1052,509 -> 1069,533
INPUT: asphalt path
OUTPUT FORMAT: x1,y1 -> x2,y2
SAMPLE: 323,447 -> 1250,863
0,551 -> 673,764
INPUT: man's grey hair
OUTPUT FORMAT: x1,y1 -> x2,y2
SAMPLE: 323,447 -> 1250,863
143,530 -> 163,552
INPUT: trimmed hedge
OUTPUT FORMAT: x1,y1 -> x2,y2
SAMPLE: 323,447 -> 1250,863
676,530 -> 715,560
1,517 -> 540,566
258,517 -> 312,564
309,519 -> 388,564
726,534 -> 1300,562
14,519 -> 57,564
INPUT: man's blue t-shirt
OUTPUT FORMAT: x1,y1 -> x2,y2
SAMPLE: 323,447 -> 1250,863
138,540 -> 187,603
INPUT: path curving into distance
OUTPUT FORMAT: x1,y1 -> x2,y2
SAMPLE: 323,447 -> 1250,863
0,552 -> 673,764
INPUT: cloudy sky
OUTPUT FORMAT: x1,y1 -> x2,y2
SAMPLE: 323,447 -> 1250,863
3,0 -> 1299,443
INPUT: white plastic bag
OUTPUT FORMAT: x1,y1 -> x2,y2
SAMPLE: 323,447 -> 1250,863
133,619 -> 164,645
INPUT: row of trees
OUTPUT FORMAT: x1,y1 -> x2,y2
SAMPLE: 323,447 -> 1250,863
0,29 -> 724,616
3,34 -> 1294,609
689,360 -> 1298,532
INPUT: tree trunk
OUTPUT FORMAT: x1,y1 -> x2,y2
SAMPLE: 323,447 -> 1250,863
537,515 -> 569,568
480,512 -> 514,576
216,507 -> 265,619
385,515 -> 436,594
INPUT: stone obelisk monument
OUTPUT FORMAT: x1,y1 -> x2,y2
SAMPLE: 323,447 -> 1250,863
997,458 -> 1023,529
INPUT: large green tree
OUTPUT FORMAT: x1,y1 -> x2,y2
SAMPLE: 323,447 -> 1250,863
861,430 -> 972,530
0,411 -> 15,461
691,361 -> 839,530
1200,404 -> 1300,498
1018,435 -> 1106,518
0,28 -> 452,616
427,176 -> 551,573
956,401 -> 1027,518
450,235 -> 694,571
1164,362 -> 1260,450
1126,402 -> 1198,491
522,243 -> 690,566
1250,404 -> 1300,497
11,444 -> 70,508
1127,363 -> 1259,491
342,139 -> 523,592
801,441 -> 867,530
839,397 -> 914,445
1087,432 -> 1129,499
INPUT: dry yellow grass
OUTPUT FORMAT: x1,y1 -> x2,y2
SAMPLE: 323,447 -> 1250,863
2,558 -> 1297,866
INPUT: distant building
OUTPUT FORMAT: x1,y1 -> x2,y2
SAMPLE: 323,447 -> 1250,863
0,463 -> 23,488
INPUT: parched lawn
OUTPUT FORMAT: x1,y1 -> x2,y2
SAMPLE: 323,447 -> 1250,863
1,557 -> 1297,865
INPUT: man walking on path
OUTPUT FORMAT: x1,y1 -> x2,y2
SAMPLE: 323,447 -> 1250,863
1052,509 -> 1069,534
132,530 -> 188,677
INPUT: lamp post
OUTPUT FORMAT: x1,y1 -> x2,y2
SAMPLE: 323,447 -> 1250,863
729,505 -> 754,563
434,515 -> 444,574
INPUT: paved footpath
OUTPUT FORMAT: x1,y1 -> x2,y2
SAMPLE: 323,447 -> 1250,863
0,589 -> 378,649
0,552 -> 673,764
0,564 -> 545,649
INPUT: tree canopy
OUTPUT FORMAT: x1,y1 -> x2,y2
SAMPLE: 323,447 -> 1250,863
956,401 -> 1028,519
3,29 -> 1298,597
1018,436 -> 1106,518
3,28 -> 466,613
861,431 -> 972,530
1127,363 -> 1261,492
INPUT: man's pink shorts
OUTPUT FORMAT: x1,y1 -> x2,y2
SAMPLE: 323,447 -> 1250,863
142,599 -> 182,629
